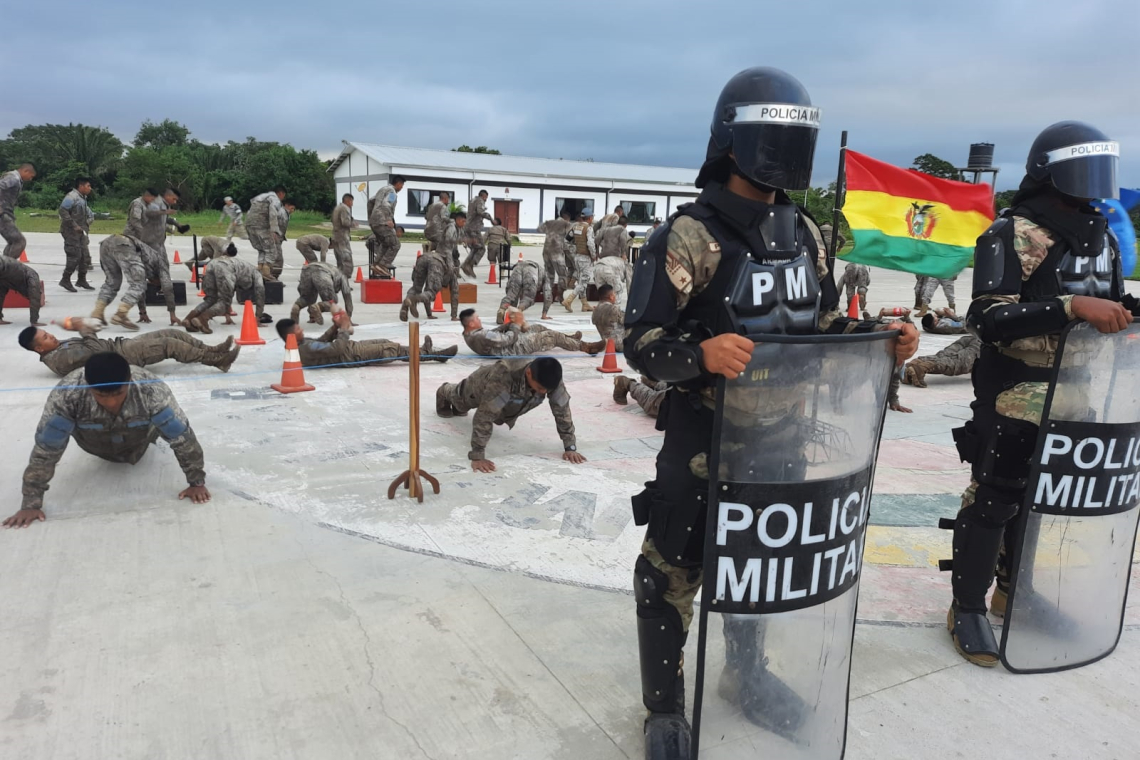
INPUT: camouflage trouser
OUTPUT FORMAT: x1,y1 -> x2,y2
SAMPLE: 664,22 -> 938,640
908,335 -> 982,379
61,231 -> 92,277
296,242 -> 324,264
513,325 -> 581,354
630,381 -> 667,418
919,275 -> 957,308
370,226 -> 400,269
225,219 -> 247,242
186,268 -> 262,321
0,213 -> 25,259
116,328 -> 217,366
97,244 -> 147,307
333,240 -> 353,279
347,338 -> 409,366
572,254 -> 594,301
543,249 -> 567,292
291,271 -> 339,322
958,381 -> 1048,594
463,228 -> 486,268
642,537 -> 703,632
0,267 -> 42,323
591,257 -> 628,309
500,265 -> 551,318
248,228 -> 275,266
487,241 -> 508,264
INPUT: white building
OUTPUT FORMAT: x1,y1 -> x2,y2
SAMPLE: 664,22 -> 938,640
327,142 -> 698,235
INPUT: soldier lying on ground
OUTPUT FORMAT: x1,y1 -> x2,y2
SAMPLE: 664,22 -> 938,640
3,352 -> 210,529
276,315 -> 456,368
435,356 -> 585,473
19,323 -> 239,375
612,375 -> 667,417
460,308 -> 603,356
903,335 -> 982,388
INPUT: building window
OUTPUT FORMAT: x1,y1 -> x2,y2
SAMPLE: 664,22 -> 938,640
407,189 -> 459,217
620,201 -> 656,224
555,197 -> 594,220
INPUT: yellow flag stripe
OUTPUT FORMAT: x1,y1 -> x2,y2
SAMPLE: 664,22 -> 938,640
845,189 -> 992,249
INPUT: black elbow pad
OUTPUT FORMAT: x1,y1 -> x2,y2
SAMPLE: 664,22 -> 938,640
638,335 -> 705,384
969,299 -> 1069,342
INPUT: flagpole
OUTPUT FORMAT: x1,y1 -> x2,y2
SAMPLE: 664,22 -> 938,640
828,130 -> 848,270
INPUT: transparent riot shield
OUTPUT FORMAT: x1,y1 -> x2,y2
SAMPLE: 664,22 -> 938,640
1001,320 -> 1140,673
691,331 -> 897,759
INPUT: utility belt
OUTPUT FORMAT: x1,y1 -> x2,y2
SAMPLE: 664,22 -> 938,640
995,344 -> 1056,369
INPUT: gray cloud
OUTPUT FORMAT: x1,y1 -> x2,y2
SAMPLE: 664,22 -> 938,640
2,0 -> 1137,190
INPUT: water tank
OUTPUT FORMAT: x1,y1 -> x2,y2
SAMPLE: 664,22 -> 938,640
967,143 -> 995,170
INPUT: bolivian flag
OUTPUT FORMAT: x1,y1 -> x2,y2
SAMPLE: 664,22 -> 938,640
841,150 -> 994,278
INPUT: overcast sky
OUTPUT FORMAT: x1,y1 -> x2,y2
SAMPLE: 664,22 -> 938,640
3,0 -> 1137,190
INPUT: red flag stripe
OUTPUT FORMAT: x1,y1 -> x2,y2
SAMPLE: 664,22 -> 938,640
845,150 -> 994,217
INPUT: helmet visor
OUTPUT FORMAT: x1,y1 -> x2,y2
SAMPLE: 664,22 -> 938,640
729,103 -> 821,192
1043,141 -> 1119,200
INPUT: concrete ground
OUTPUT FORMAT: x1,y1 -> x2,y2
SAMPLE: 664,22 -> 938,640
1,231 -> 1139,759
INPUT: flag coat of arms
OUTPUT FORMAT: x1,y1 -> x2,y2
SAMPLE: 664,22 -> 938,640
841,150 -> 994,278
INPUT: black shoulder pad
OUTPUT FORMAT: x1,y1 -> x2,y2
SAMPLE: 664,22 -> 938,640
624,227 -> 677,328
971,216 -> 1021,299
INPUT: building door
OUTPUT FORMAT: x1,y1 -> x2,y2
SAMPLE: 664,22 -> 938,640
494,200 -> 520,234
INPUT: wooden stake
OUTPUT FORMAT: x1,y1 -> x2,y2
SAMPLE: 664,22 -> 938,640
387,320 -> 440,503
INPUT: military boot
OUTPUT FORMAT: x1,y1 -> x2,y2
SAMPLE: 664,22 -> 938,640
904,360 -> 930,388
399,299 -> 411,322
582,339 -> 606,355
59,274 -> 77,293
460,260 -> 477,280
209,336 -> 235,355
210,345 -> 242,373
613,376 -> 631,405
436,385 -> 454,418
581,300 -> 594,312
193,314 -> 214,334
561,292 -> 576,312
75,272 -> 95,290
259,264 -> 277,282
91,300 -> 108,322
431,345 -> 459,363
110,303 -> 139,331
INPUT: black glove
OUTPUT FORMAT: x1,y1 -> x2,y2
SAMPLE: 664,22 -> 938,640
177,223 -> 191,233
1122,293 -> 1140,317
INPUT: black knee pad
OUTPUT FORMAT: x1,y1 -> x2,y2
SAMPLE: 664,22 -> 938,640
635,555 -> 687,714
972,416 -> 1039,492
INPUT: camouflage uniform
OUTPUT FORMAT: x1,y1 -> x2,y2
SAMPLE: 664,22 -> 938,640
0,255 -> 42,323
20,367 -> 206,513
919,274 -> 958,311
331,202 -> 355,275
96,235 -> 150,312
538,218 -> 573,291
598,224 -> 631,260
568,221 -> 597,306
197,236 -> 229,262
274,205 -> 291,278
594,212 -> 620,235
498,259 -> 551,320
436,360 -> 576,461
841,262 -> 871,305
629,379 -> 668,418
923,314 -> 968,335
142,197 -> 180,258
368,184 -> 400,271
295,234 -> 331,266
185,256 -> 265,322
423,198 -> 449,252
219,202 -> 246,241
591,257 -> 631,310
485,224 -> 511,264
0,170 -> 27,258
124,196 -> 162,240
291,261 -> 353,322
137,240 -> 178,318
462,195 -> 493,270
294,323 -> 410,368
246,191 -> 285,274
904,335 -> 981,387
590,300 -> 625,350
58,188 -> 94,281
463,323 -> 583,356
405,221 -> 460,319
38,328 -> 231,377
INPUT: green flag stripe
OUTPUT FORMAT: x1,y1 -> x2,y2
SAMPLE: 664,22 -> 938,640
840,229 -> 972,279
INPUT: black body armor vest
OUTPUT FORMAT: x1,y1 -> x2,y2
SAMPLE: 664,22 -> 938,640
1015,195 -> 1121,304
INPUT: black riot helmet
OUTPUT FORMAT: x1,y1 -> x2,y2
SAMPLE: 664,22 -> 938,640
1025,121 -> 1119,201
696,67 -> 820,191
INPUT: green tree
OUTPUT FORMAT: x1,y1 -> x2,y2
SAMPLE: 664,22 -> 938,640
911,153 -> 959,180
134,119 -> 190,150
0,123 -> 125,191
994,189 -> 1017,214
453,145 -> 501,155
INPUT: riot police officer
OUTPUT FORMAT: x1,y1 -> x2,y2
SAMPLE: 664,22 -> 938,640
945,121 -> 1138,666
623,66 -> 918,757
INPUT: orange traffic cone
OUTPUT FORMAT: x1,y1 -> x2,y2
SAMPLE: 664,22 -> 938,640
173,250 -> 181,264
19,250 -> 28,262
271,333 -> 315,394
432,291 -> 443,313
355,266 -> 364,283
485,262 -> 497,285
596,339 -> 622,373
189,267 -> 198,284
518,249 -> 523,261
234,299 -> 266,346
847,295 -> 860,319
